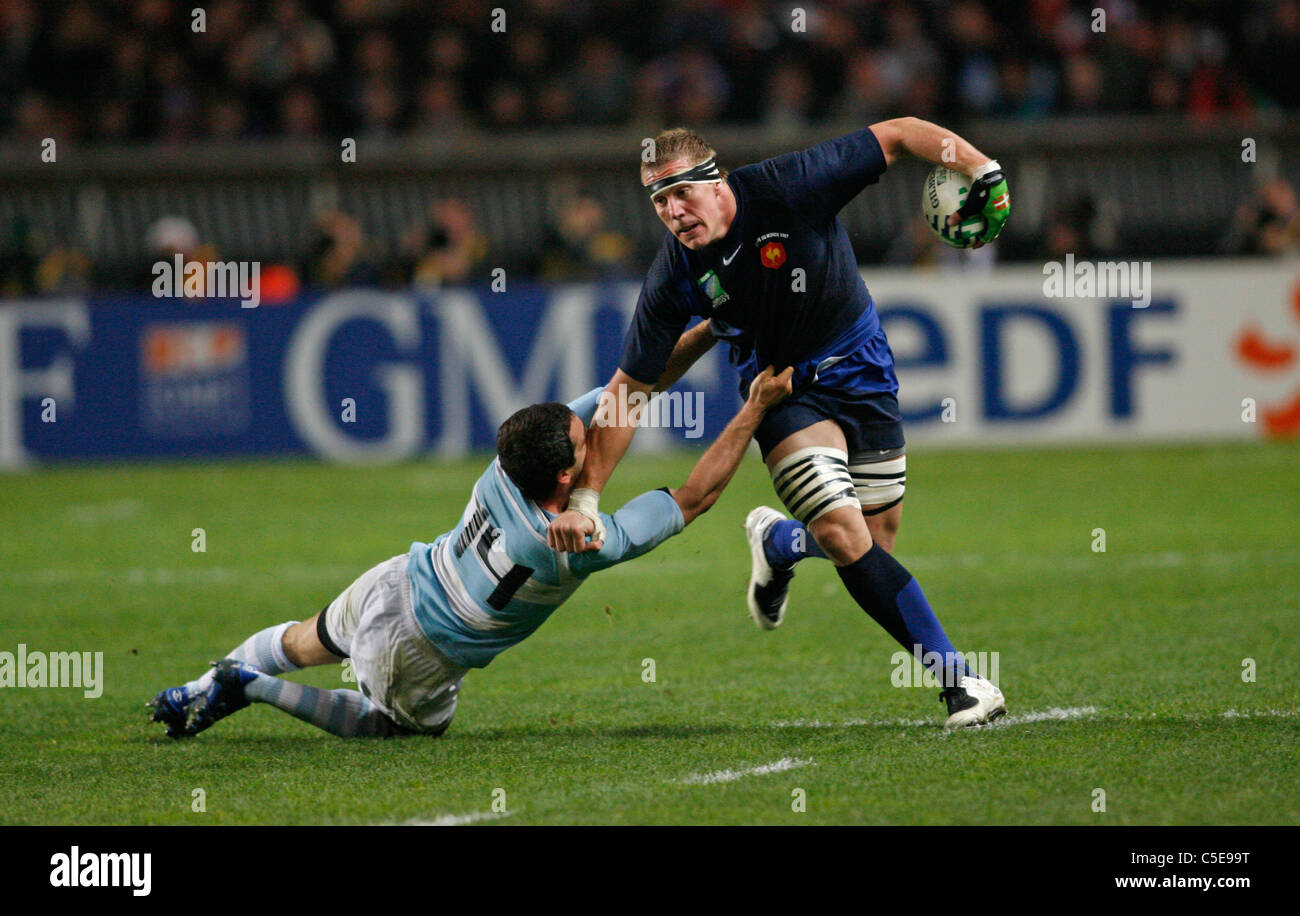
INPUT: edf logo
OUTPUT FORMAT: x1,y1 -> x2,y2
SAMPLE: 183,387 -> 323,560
882,301 -> 1177,424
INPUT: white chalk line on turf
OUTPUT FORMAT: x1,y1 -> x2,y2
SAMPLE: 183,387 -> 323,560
398,810 -> 515,826
63,499 -> 143,525
771,706 -> 1300,731
772,705 -> 1100,730
678,756 -> 815,785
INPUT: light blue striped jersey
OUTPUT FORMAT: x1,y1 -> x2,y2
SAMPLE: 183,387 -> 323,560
408,388 -> 686,668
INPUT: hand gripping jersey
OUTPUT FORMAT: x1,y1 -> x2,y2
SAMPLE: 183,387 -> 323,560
622,127 -> 899,398
407,388 -> 685,669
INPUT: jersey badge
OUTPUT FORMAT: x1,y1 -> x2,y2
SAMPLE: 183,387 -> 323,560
760,241 -> 787,269
698,269 -> 731,309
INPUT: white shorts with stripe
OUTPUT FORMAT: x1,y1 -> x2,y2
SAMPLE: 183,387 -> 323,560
323,555 -> 467,734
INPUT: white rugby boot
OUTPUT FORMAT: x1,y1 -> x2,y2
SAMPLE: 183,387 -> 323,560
940,674 -> 1007,728
744,506 -> 795,630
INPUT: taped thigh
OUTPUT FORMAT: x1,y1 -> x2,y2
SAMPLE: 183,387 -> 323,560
770,446 -> 861,524
849,447 -> 906,515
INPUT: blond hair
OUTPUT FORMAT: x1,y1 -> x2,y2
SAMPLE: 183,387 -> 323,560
641,128 -> 729,182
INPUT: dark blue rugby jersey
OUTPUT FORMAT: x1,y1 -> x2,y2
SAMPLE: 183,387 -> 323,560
621,127 -> 893,390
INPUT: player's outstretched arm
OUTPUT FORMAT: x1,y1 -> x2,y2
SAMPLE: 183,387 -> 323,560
547,368 -> 653,552
869,117 -> 1010,246
548,324 -> 717,553
671,366 -> 793,526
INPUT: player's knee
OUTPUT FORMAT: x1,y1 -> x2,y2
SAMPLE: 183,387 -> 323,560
809,510 -> 872,565
283,618 -> 335,667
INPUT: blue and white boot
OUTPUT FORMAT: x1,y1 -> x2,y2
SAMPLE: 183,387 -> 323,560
148,685 -> 197,739
184,659 -> 261,736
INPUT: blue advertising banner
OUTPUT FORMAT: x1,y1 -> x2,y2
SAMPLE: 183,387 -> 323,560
0,284 -> 741,467
3,261 -> 1282,467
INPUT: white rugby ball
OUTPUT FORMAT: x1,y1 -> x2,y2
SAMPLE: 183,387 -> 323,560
922,165 -> 986,249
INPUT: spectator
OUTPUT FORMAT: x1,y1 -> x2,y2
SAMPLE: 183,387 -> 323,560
281,84 -> 324,139
534,195 -> 634,282
1223,178 -> 1300,256
138,216 -> 220,294
3,0 -> 1296,142
570,38 -> 632,126
302,210 -> 380,289
761,61 -> 816,131
409,76 -> 470,137
1039,193 -> 1117,261
399,200 -> 488,289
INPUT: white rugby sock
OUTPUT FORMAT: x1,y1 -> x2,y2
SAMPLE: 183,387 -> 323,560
184,621 -> 300,693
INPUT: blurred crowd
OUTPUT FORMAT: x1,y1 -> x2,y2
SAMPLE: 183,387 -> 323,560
0,190 -> 641,297
9,170 -> 1295,298
1,0 -> 1295,145
2,0 -> 1298,296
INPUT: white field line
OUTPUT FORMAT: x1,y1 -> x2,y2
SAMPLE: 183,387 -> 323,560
381,707 -> 1299,822
679,756 -> 815,785
398,810 -> 514,826
772,706 -> 1099,729
772,706 -> 1300,730
991,705 -> 1100,726
63,499 -> 143,525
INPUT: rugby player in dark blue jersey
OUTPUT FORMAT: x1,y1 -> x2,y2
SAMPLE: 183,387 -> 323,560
546,119 -> 1011,728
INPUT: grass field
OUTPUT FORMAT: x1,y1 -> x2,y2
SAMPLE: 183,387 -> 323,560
2,441 -> 1297,825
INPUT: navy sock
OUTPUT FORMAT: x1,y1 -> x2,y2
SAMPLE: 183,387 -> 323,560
764,519 -> 827,568
836,543 -> 970,687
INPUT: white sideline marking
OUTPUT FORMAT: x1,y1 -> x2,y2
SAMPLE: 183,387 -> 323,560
679,756 -> 814,785
772,706 -> 1099,730
773,707 -> 1300,730
401,810 -> 514,826
1221,709 -> 1299,719
984,705 -> 1098,727
64,499 -> 142,524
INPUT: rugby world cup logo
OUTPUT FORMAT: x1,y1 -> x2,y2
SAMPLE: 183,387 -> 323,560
1235,277 -> 1300,437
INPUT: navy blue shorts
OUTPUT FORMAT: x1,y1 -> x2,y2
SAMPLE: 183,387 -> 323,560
753,385 -> 905,459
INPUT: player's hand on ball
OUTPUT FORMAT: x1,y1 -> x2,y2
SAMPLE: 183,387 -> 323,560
947,160 -> 1010,248
748,365 -> 795,410
547,509 -> 603,553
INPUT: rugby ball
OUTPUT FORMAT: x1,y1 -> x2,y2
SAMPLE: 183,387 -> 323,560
922,165 -> 986,248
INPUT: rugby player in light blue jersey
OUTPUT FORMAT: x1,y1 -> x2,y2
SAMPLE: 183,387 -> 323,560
547,121 -> 1012,727
147,365 -> 793,739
